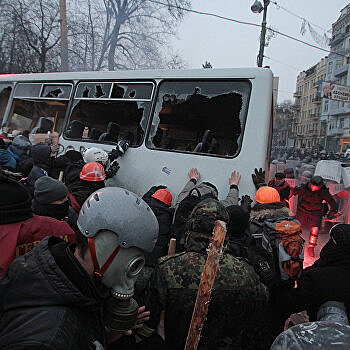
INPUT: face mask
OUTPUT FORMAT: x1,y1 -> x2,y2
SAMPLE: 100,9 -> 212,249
33,200 -> 69,220
90,230 -> 145,331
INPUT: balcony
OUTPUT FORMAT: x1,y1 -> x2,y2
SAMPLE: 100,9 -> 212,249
294,104 -> 301,110
344,128 -> 350,137
309,113 -> 320,119
334,64 -> 350,77
330,106 -> 350,116
327,127 -> 344,136
312,97 -> 322,104
307,129 -> 318,136
293,92 -> 301,98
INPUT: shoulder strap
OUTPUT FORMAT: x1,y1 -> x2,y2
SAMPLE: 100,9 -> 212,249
188,187 -> 201,198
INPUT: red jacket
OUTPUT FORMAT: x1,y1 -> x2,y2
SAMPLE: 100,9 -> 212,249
0,215 -> 76,278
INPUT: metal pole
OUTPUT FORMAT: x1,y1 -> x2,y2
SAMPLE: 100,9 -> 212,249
59,0 -> 69,72
257,1 -> 269,67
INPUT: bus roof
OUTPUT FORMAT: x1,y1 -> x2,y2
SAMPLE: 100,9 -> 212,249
0,67 -> 272,82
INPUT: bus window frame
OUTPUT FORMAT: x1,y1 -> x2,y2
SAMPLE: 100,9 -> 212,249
14,82 -> 73,101
62,80 -> 156,146
73,81 -> 155,102
2,81 -> 74,133
145,78 -> 252,159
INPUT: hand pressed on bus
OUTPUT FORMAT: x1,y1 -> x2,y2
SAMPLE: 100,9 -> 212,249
188,168 -> 200,181
229,170 -> 241,186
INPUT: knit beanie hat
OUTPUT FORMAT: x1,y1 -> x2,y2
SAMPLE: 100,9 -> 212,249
226,205 -> 249,237
330,224 -> 350,247
0,173 -> 33,224
34,176 -> 68,204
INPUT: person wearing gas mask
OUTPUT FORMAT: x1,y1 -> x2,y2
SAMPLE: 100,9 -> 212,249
0,187 -> 160,350
290,176 -> 338,257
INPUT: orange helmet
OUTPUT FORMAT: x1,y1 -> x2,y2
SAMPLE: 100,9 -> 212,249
254,186 -> 280,204
80,162 -> 106,182
151,188 -> 172,206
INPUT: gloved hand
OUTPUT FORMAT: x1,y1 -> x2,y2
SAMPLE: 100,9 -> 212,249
251,168 -> 266,190
105,161 -> 120,179
50,144 -> 59,154
108,139 -> 130,161
240,195 -> 253,213
117,139 -> 130,155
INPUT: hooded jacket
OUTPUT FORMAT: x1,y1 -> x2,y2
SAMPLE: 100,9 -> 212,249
292,183 -> 337,214
0,237 -> 105,350
0,149 -> 16,170
174,179 -> 238,219
0,215 -> 75,279
26,145 -> 54,194
272,227 -> 350,321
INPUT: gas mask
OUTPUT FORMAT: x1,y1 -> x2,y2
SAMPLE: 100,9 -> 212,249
90,230 -> 145,332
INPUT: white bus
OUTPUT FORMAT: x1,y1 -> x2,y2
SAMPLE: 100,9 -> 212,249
0,68 -> 273,202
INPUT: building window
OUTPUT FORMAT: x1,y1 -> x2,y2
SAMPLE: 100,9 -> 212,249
324,100 -> 329,112
328,63 -> 333,74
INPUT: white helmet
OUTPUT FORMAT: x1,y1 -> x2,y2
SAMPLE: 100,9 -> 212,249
82,147 -> 108,165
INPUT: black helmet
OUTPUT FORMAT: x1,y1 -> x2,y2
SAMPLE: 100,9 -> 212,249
311,176 -> 324,186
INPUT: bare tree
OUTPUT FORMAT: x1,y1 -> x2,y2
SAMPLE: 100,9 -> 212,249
68,0 -> 190,71
1,0 -> 61,72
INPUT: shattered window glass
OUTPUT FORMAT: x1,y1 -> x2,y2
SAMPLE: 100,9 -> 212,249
41,84 -> 72,99
65,81 -> 154,145
111,83 -> 153,100
75,83 -> 112,99
147,80 -> 251,157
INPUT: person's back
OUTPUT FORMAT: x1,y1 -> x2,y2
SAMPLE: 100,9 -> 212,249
0,173 -> 76,279
272,224 -> 350,321
143,199 -> 268,349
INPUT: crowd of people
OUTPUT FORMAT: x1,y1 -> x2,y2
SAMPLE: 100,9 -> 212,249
0,132 -> 350,350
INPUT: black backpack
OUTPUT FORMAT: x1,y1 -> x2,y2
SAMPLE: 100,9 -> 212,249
246,216 -> 304,288
172,187 -> 216,251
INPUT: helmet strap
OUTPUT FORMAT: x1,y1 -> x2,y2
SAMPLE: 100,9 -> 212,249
88,238 -> 121,278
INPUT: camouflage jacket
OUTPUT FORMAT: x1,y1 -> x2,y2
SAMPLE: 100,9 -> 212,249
142,250 -> 269,350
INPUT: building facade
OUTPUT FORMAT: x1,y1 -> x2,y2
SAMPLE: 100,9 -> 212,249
321,3 -> 350,153
293,57 -> 327,150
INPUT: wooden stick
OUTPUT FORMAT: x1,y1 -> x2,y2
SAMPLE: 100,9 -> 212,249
168,238 -> 176,256
184,220 -> 227,350
58,171 -> 64,182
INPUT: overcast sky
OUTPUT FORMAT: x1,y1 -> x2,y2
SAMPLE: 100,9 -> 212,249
170,0 -> 350,102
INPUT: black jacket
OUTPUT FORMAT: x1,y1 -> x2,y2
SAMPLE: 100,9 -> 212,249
142,187 -> 174,267
292,183 -> 337,213
272,239 -> 350,321
0,237 -> 105,350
